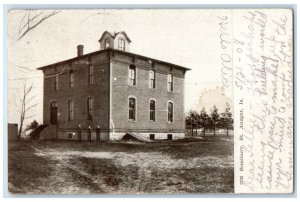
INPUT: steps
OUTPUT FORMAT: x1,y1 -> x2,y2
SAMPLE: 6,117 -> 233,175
29,124 -> 48,140
39,125 -> 57,140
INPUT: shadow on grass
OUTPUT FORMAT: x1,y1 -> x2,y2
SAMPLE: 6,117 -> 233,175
8,136 -> 234,194
8,142 -> 55,194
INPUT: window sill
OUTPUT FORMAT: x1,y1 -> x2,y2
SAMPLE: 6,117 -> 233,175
128,119 -> 137,122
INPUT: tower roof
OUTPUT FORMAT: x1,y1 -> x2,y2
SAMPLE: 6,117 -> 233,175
98,31 -> 132,43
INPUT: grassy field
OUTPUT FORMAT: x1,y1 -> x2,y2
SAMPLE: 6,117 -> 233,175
8,136 -> 234,194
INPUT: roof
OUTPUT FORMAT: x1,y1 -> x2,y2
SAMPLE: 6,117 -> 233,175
37,48 -> 191,71
98,31 -> 132,43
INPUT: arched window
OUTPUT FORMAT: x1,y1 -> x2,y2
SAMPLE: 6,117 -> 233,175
51,101 -> 58,108
118,38 -> 125,51
129,97 -> 136,120
168,101 -> 173,122
105,38 -> 110,49
167,73 -> 173,92
128,65 -> 136,86
150,100 -> 155,121
68,100 -> 73,121
69,70 -> 74,88
149,70 -> 156,89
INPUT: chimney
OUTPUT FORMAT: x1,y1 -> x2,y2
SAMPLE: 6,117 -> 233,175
77,45 -> 84,57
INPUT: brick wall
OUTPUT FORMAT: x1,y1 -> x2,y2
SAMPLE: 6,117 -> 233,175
41,49 -> 187,140
110,52 -> 186,134
42,52 -> 110,139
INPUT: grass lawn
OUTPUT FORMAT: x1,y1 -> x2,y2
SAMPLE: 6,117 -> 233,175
8,136 -> 234,194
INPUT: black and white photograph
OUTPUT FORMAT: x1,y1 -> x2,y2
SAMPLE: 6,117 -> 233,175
6,7 -> 293,195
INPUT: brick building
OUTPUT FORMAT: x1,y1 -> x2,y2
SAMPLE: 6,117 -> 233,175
37,31 -> 190,141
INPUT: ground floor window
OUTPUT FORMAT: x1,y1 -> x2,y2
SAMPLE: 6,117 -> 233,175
168,102 -> 173,122
87,98 -> 93,120
129,97 -> 136,120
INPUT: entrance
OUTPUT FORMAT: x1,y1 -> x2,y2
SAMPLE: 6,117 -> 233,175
50,102 -> 58,124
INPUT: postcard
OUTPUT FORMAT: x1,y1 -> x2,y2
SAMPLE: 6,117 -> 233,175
6,8 -> 293,194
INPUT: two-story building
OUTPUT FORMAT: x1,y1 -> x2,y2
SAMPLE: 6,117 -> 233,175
37,31 -> 190,141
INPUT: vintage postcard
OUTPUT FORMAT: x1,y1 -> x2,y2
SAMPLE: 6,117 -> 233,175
6,8 -> 293,194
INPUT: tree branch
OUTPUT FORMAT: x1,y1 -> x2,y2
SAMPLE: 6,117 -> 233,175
18,10 -> 61,40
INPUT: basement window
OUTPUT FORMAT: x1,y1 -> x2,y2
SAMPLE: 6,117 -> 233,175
150,134 -> 155,140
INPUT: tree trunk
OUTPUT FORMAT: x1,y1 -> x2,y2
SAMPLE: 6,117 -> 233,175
226,127 -> 229,136
213,126 -> 216,136
203,129 -> 205,136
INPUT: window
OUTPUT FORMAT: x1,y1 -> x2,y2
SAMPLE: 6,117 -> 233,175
149,70 -> 156,89
167,134 -> 173,140
167,73 -> 173,92
54,75 -> 58,91
68,133 -> 72,139
150,100 -> 155,121
87,98 -> 93,120
105,38 -> 110,48
68,100 -> 73,121
50,102 -> 58,124
88,65 -> 93,85
150,134 -> 155,140
129,97 -> 136,120
118,38 -> 125,51
128,65 -> 136,86
168,102 -> 173,122
69,70 -> 74,88
51,102 -> 58,108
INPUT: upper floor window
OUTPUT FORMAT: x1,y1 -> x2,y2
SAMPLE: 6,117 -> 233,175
68,100 -> 74,121
167,73 -> 173,92
150,100 -> 155,121
128,65 -> 136,86
87,98 -> 93,120
88,65 -> 93,85
118,38 -> 125,51
69,70 -> 74,88
129,97 -> 136,120
149,70 -> 156,89
54,75 -> 59,91
105,38 -> 110,49
168,101 -> 173,122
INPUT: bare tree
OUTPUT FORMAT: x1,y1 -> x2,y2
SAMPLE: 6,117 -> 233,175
17,10 -> 61,40
17,80 -> 37,140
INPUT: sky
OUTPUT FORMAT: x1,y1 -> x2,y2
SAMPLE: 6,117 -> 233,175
8,9 -> 232,125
